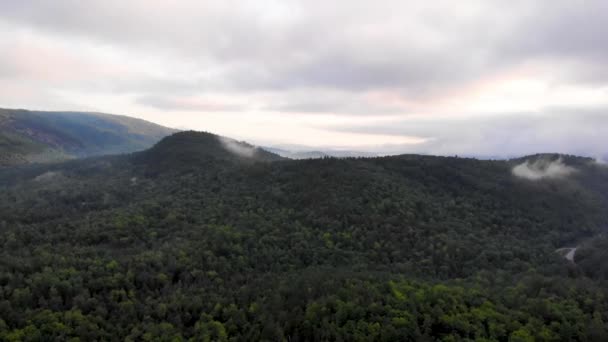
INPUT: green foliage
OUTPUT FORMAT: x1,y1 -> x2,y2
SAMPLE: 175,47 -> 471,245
0,132 -> 607,340
575,235 -> 608,279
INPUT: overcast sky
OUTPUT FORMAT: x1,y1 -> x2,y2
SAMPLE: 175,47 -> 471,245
1,0 -> 607,156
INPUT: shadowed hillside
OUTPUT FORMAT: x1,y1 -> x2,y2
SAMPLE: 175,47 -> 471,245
0,108 -> 176,166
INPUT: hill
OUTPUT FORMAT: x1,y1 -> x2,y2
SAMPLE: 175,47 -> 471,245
0,108 -> 176,166
135,131 -> 285,173
0,132 -> 607,340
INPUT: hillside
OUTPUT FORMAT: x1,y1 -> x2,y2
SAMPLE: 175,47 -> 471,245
0,132 -> 607,340
0,108 -> 176,166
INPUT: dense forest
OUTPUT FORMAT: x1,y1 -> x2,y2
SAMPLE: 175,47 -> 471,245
0,131 -> 607,341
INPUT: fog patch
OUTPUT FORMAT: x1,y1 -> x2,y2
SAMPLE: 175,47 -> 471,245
34,171 -> 61,182
594,156 -> 608,166
512,158 -> 576,180
218,136 -> 256,158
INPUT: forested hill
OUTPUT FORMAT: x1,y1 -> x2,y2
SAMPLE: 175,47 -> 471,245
133,131 -> 285,173
0,108 -> 176,166
0,131 -> 608,340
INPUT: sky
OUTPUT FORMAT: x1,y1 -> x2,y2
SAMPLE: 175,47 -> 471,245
1,0 -> 607,157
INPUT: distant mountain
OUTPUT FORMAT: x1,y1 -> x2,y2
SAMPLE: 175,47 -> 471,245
263,147 -> 330,159
0,108 -> 176,166
326,150 -> 378,158
264,146 -> 377,159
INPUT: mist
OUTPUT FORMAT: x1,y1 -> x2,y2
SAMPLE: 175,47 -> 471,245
218,136 -> 256,158
33,171 -> 61,182
594,157 -> 608,166
512,157 -> 576,180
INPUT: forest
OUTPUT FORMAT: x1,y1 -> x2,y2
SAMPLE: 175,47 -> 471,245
0,131 -> 607,341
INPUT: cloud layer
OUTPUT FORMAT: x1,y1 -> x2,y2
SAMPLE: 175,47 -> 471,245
0,1 -> 607,155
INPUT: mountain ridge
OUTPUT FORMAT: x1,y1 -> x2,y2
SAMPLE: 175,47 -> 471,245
0,107 -> 176,166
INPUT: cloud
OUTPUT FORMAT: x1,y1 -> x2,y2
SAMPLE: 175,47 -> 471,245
136,95 -> 244,112
500,2 -> 608,64
1,1 -> 608,152
594,157 -> 608,166
512,157 -> 576,180
218,136 -> 257,158
2,1 -> 608,96
34,171 -> 62,182
262,89 -> 412,115
321,107 -> 608,157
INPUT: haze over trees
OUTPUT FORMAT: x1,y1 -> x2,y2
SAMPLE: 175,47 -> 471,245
0,130 -> 606,340
0,108 -> 176,166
